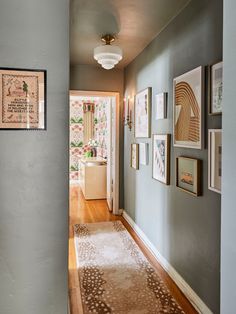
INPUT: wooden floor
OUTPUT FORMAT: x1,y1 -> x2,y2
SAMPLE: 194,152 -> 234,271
68,184 -> 197,314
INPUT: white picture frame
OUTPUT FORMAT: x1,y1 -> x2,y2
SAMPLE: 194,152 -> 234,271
173,66 -> 204,149
134,87 -> 151,138
208,129 -> 222,194
155,92 -> 167,120
139,143 -> 149,165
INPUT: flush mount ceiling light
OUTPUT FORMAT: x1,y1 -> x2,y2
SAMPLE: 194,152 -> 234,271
94,34 -> 123,70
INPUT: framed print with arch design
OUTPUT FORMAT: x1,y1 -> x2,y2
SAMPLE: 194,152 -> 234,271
173,66 -> 204,149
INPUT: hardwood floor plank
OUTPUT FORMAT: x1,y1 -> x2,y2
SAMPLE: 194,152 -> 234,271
68,184 -> 197,314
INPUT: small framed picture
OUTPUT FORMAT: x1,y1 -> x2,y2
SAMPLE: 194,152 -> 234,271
139,143 -> 149,165
173,66 -> 204,149
209,61 -> 223,115
152,134 -> 170,185
155,92 -> 167,120
131,143 -> 139,170
208,129 -> 222,193
0,67 -> 46,130
176,157 -> 201,196
134,87 -> 151,138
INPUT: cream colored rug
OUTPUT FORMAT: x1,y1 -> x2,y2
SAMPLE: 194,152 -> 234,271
74,221 -> 185,314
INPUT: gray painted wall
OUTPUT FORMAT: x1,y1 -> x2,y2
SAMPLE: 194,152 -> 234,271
221,0 -> 236,313
0,1 -> 69,314
124,0 -> 222,313
70,64 -> 124,208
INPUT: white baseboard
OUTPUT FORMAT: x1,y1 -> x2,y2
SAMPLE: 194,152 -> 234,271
122,210 -> 213,314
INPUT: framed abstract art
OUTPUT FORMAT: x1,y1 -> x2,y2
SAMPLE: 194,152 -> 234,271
152,134 -> 170,185
209,61 -> 223,115
0,68 -> 46,130
131,143 -> 139,170
134,87 -> 151,138
173,66 -> 204,149
176,157 -> 201,196
139,143 -> 149,166
208,129 -> 222,193
155,92 -> 167,120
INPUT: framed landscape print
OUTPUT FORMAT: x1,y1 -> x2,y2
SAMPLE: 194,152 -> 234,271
209,61 -> 223,115
176,157 -> 201,196
208,129 -> 222,194
131,143 -> 139,170
139,143 -> 149,165
134,87 -> 151,138
0,68 -> 46,130
152,134 -> 170,185
173,66 -> 204,149
155,92 -> 167,120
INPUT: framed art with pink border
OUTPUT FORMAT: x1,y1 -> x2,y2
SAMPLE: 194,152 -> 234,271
0,68 -> 46,130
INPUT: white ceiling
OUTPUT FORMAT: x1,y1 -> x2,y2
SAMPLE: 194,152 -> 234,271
70,0 -> 190,68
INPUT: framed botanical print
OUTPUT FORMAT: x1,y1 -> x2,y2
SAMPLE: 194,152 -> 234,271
139,143 -> 149,165
173,66 -> 204,149
155,92 -> 167,120
209,61 -> 223,115
0,68 -> 46,130
176,157 -> 201,196
152,134 -> 170,185
208,129 -> 222,193
134,87 -> 151,138
131,143 -> 139,170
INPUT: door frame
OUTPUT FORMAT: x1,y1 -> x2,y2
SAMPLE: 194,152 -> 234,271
69,90 -> 120,215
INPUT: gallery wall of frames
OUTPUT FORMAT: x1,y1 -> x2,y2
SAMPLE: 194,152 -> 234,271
125,61 -> 223,196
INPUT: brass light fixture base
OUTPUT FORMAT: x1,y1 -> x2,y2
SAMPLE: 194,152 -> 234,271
101,34 -> 115,45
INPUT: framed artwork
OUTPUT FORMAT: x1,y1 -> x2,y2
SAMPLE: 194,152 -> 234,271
139,143 -> 149,165
176,157 -> 201,196
208,129 -> 222,194
0,68 -> 46,130
134,87 -> 151,138
173,66 -> 204,149
209,61 -> 223,115
152,134 -> 170,185
131,143 -> 139,170
155,92 -> 167,120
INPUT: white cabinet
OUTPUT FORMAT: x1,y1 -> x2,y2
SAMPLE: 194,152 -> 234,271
79,158 -> 107,200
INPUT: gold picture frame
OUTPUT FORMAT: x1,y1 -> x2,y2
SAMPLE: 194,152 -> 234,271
152,134 -> 170,185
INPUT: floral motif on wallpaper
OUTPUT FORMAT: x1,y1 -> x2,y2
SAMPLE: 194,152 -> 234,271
70,97 -> 109,181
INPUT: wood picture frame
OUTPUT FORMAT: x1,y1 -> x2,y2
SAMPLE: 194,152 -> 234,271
134,87 -> 151,138
176,156 -> 201,196
209,61 -> 223,115
131,143 -> 139,170
0,67 -> 46,130
208,129 -> 222,193
173,66 -> 204,149
152,134 -> 170,185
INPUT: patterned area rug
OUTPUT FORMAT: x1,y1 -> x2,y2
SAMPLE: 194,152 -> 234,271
74,221 -> 185,314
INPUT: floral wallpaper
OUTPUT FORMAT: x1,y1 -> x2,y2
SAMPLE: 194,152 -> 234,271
70,96 -> 109,181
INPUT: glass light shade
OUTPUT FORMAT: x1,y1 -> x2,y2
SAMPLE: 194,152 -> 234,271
94,45 -> 123,70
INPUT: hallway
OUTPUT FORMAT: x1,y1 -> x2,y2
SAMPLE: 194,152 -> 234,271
68,184 -> 197,313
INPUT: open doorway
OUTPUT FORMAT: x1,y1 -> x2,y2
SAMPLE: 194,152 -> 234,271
69,90 -> 120,215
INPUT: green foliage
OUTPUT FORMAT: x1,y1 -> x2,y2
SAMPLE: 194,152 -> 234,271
84,151 -> 92,158
70,117 -> 83,124
70,164 -> 79,171
94,117 -> 98,124
70,141 -> 83,148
